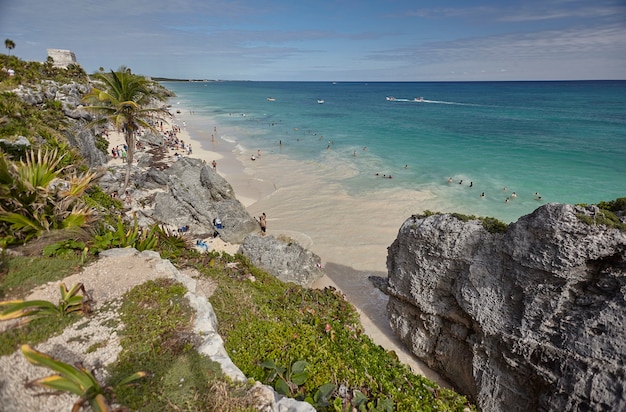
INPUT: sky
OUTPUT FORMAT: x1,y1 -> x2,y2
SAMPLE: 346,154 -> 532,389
1,0 -> 625,81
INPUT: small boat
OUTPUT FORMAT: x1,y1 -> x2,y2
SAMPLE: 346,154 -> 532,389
414,97 -> 425,102
386,96 -> 396,101
317,99 -> 324,104
267,97 -> 276,102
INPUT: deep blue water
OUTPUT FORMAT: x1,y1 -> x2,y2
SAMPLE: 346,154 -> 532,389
162,81 -> 626,223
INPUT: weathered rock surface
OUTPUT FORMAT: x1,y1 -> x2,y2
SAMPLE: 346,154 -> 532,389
11,81 -> 107,167
386,203 -> 626,412
147,157 -> 259,243
239,234 -> 325,286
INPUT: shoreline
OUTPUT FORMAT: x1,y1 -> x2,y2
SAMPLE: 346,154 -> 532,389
166,107 -> 450,386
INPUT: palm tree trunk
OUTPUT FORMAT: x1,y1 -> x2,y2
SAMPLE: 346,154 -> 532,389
122,129 -> 135,192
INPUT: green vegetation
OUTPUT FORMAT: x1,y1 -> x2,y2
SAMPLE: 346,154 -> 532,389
0,148 -> 96,245
0,254 -> 84,298
22,343 -> 147,412
0,282 -> 89,323
415,210 -> 509,234
0,315 -> 79,357
82,67 -> 170,191
107,278 -> 256,411
576,197 -> 626,231
176,251 -> 473,411
4,39 -> 15,56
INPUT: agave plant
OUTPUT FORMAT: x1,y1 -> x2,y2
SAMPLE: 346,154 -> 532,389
21,344 -> 147,412
0,148 -> 96,244
0,283 -> 89,324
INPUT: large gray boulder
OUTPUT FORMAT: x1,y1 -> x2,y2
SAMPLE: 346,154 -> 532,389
239,234 -> 325,286
386,203 -> 626,412
151,157 -> 259,243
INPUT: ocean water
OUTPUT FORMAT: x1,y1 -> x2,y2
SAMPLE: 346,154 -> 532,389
162,81 -> 626,224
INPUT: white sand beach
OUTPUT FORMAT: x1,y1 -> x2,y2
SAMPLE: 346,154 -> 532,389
107,109 -> 448,387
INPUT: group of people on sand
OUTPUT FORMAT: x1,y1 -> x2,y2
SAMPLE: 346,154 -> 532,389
448,177 -> 543,203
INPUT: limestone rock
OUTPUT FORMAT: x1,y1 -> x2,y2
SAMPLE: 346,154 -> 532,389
386,203 -> 626,411
11,81 -> 106,167
151,157 -> 259,243
239,234 -> 325,286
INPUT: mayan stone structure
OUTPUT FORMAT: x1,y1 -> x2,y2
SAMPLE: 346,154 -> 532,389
46,49 -> 77,68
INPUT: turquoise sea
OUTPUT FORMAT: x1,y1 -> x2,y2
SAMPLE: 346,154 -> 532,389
162,81 -> 626,224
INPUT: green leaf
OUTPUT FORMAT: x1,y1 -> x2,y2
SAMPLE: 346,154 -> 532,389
291,360 -> 308,374
275,378 -> 291,396
314,383 -> 336,404
0,299 -> 59,320
377,397 -> 394,412
88,393 -> 111,412
352,390 -> 368,407
21,345 -> 94,391
260,359 -> 276,369
31,374 -> 84,396
116,371 -> 148,387
290,370 -> 309,386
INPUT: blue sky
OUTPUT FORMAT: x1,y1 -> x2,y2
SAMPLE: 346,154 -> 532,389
1,0 -> 625,81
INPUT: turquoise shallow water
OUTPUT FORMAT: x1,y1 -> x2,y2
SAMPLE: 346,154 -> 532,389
163,81 -> 626,223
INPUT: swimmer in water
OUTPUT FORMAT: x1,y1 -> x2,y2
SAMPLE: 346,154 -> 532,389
480,192 -> 485,198
448,177 -> 453,184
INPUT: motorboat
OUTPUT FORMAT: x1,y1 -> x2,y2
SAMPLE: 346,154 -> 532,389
386,96 -> 396,101
414,97 -> 425,102
267,97 -> 276,101
317,99 -> 324,104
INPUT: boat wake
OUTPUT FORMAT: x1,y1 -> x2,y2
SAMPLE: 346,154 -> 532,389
386,96 -> 480,106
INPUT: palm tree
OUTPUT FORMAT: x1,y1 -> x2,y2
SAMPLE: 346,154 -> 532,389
82,68 -> 169,191
4,39 -> 15,56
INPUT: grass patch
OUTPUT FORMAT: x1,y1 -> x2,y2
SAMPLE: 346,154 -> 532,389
0,255 -> 83,299
183,252 -> 473,411
0,314 -> 80,357
107,278 -> 256,411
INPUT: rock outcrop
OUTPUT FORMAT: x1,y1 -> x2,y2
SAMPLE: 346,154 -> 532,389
11,81 -> 107,167
239,234 -> 325,286
386,203 -> 626,411
145,157 -> 259,244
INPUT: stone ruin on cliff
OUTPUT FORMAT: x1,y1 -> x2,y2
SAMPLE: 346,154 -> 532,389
46,49 -> 78,68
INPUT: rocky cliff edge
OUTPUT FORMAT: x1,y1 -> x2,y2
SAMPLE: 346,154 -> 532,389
386,203 -> 626,411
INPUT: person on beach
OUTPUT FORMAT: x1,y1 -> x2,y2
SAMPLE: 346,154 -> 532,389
259,213 -> 267,235
212,160 -> 217,170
